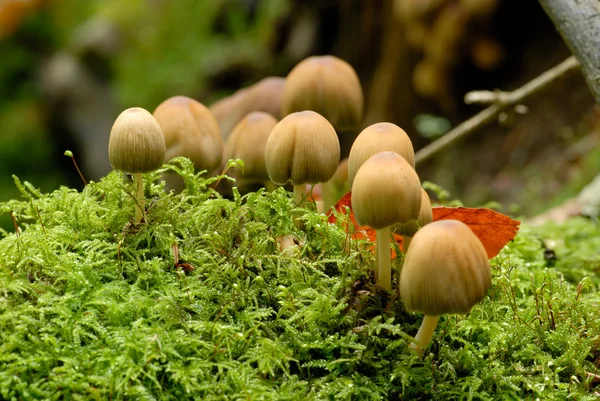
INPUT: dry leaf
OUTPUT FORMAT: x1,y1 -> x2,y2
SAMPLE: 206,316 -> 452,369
432,206 -> 520,258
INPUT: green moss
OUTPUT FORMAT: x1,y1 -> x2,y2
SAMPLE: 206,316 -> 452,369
0,158 -> 599,399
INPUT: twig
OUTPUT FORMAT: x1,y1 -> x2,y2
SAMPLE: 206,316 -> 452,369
415,56 -> 581,165
10,212 -> 20,237
64,150 -> 87,187
586,371 -> 600,382
35,206 -> 46,235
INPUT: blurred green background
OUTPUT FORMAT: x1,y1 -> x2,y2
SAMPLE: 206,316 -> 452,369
1,0 -> 599,231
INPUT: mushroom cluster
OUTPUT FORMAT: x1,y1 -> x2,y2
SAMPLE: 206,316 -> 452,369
104,53 -> 494,360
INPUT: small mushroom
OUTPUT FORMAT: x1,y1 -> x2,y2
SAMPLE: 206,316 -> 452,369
282,55 -> 363,133
351,151 -> 422,290
108,107 -> 166,223
153,95 -> 222,173
319,158 -> 350,212
264,110 -> 340,204
224,111 -> 278,192
348,122 -> 415,187
399,219 -> 491,356
210,76 -> 285,140
394,188 -> 433,249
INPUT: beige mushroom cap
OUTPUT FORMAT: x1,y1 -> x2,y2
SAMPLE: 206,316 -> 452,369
265,110 -> 340,186
394,188 -> 433,236
351,151 -> 422,229
224,111 -> 278,182
400,219 -> 491,316
108,107 -> 166,174
348,122 -> 415,186
283,55 -> 363,132
210,76 -> 285,140
153,96 -> 223,172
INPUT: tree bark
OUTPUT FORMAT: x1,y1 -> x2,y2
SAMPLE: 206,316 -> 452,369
538,0 -> 600,103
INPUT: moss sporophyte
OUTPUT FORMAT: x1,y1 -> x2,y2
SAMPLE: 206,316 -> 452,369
0,159 -> 599,399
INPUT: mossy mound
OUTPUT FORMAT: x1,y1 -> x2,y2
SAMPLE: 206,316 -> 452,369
0,158 -> 599,400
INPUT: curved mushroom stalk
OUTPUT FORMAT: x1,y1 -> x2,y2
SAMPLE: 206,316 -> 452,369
410,315 -> 440,357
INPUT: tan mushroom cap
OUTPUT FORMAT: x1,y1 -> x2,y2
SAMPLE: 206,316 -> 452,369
265,110 -> 340,186
210,76 -> 285,140
224,111 -> 278,182
394,188 -> 433,236
108,107 -> 166,174
283,55 -> 363,132
153,96 -> 223,172
348,122 -> 415,186
351,151 -> 422,230
400,219 -> 491,316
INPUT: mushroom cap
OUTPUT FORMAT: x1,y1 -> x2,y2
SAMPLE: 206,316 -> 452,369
153,96 -> 223,172
210,76 -> 285,139
108,107 -> 166,173
328,158 -> 349,192
399,219 -> 491,316
394,188 -> 433,236
351,151 -> 422,229
348,122 -> 415,186
282,55 -> 363,132
224,111 -> 278,182
264,110 -> 340,186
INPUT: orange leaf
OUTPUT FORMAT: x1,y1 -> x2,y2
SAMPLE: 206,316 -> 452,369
328,192 -> 520,260
432,206 -> 520,259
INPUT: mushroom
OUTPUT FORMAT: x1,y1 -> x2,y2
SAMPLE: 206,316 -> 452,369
282,55 -> 363,133
351,151 -> 422,291
153,95 -> 222,173
264,110 -> 340,205
319,158 -> 350,212
224,111 -> 278,192
399,219 -> 491,357
348,122 -> 415,187
394,188 -> 433,250
108,107 -> 166,224
209,76 -> 285,140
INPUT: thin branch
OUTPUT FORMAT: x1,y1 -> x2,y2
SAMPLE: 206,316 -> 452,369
415,56 -> 581,166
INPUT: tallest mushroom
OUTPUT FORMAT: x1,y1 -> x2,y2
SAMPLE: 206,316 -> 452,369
282,55 -> 364,156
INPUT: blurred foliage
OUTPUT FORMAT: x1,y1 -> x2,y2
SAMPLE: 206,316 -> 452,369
0,0 -> 290,230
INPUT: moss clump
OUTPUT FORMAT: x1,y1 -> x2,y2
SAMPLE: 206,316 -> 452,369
0,158 -> 599,399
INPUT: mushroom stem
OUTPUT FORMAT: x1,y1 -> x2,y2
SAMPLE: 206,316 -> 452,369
410,315 -> 440,357
376,226 -> 391,291
293,184 -> 305,205
134,172 -> 145,224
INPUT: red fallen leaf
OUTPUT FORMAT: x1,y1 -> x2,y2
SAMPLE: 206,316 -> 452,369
328,192 -> 520,259
432,206 -> 520,259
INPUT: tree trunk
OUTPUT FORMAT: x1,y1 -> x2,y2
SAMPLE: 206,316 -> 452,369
538,0 -> 600,103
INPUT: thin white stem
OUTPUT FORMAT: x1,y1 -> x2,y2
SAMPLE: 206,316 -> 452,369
134,172 -> 145,224
410,315 -> 440,357
376,227 -> 391,291
293,184 -> 305,206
